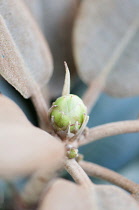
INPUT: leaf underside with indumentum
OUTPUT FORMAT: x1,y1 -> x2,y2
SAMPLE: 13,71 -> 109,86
0,0 -> 53,98
73,0 -> 139,97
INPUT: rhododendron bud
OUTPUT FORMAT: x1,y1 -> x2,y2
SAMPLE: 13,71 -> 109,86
48,62 -> 89,140
49,94 -> 88,140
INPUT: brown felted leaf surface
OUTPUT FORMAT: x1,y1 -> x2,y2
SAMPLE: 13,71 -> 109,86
0,15 -> 32,98
42,0 -> 80,97
39,179 -> 139,210
0,95 -> 64,178
0,0 -> 53,97
73,0 -> 139,97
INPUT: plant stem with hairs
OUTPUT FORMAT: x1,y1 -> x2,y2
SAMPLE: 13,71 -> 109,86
79,120 -> 139,146
64,159 -> 92,188
80,161 -> 139,198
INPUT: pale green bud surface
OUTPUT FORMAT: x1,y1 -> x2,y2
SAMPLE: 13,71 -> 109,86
67,147 -> 78,159
50,94 -> 87,134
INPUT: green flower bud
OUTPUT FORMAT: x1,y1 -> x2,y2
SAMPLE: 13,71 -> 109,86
66,147 -> 78,159
49,94 -> 88,140
66,144 -> 78,159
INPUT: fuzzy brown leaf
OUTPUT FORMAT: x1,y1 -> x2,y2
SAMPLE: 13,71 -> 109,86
0,15 -> 32,98
39,179 -> 139,210
0,0 -> 53,98
73,0 -> 139,97
0,95 -> 65,178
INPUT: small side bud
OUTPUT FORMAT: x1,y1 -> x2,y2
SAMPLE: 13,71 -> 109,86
66,146 -> 78,159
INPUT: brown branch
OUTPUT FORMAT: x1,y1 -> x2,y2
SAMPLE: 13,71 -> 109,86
79,120 -> 139,146
31,85 -> 51,131
80,161 -> 139,195
64,159 -> 93,188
